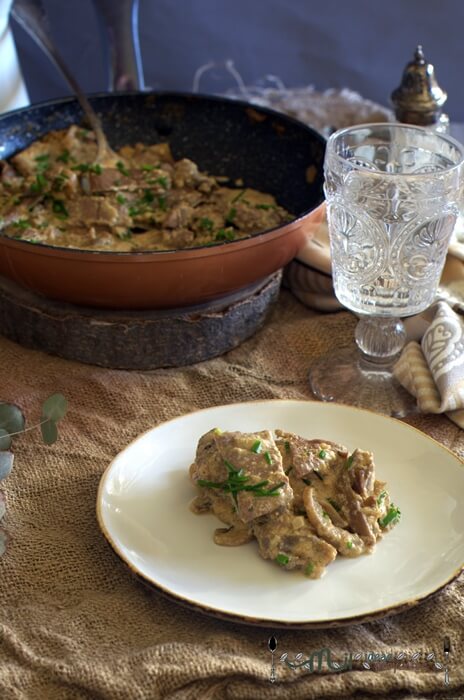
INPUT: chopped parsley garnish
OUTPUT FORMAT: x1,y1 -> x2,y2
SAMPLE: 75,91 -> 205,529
141,189 -> 155,204
34,154 -> 50,172
255,203 -> 276,210
379,504 -> 401,528
197,459 -> 284,502
72,162 -> 102,174
52,173 -> 69,191
157,195 -> 167,211
116,161 -> 130,177
12,219 -> 31,230
377,490 -> 387,505
52,199 -> 69,218
251,440 -> 262,454
318,449 -> 327,459
156,176 -> 168,189
142,164 -> 157,171
345,454 -> 354,469
56,149 -> 71,164
30,172 -> 47,193
225,207 -> 237,225
199,217 -> 214,232
346,540 -> 353,549
116,194 -> 127,205
304,562 -> 314,576
275,553 -> 289,566
284,440 -> 291,453
215,228 -> 235,241
264,451 -> 272,465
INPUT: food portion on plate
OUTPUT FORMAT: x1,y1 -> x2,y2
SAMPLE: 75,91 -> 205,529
0,125 -> 291,252
189,428 -> 400,579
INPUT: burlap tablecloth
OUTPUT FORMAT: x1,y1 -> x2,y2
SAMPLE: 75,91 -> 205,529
0,290 -> 463,700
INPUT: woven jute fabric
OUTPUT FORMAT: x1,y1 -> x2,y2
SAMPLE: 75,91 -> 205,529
1,291 -> 463,700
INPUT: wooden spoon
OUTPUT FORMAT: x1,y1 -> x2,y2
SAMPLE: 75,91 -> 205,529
11,0 -> 122,166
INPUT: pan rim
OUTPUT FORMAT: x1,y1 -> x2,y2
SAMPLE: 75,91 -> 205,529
0,90 -> 326,257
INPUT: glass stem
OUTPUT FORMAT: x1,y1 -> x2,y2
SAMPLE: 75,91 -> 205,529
355,316 -> 406,371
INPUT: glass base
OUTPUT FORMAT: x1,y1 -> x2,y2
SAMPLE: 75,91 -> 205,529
309,347 -> 419,418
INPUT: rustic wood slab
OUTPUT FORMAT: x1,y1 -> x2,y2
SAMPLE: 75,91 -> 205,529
0,273 -> 282,369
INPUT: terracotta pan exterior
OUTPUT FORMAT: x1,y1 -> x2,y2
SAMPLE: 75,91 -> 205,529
0,92 -> 326,309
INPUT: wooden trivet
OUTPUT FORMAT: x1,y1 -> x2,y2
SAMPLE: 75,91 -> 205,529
0,272 -> 282,369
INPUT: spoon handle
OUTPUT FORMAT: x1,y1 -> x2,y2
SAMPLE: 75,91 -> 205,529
11,0 -> 111,159
91,0 -> 145,92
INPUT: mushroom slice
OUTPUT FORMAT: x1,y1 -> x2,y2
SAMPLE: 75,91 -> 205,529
214,525 -> 253,546
303,486 -> 368,558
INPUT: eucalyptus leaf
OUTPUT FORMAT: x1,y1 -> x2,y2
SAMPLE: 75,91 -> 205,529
0,452 -> 14,480
0,492 -> 5,521
0,429 -> 12,451
0,402 -> 25,435
0,528 -> 7,556
41,394 -> 68,422
41,419 -> 58,445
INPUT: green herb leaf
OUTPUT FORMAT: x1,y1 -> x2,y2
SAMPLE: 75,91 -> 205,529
284,440 -> 291,453
156,176 -> 168,189
41,393 -> 68,422
11,219 -> 30,230
345,454 -> 354,469
0,451 -> 14,481
0,429 -> 12,451
142,164 -> 157,171
264,451 -> 272,465
56,149 -> 70,164
157,195 -> 167,211
318,449 -> 327,459
40,419 -> 58,445
0,403 -> 25,435
346,540 -> 353,549
379,504 -> 401,528
275,553 -> 289,566
215,228 -> 235,241
116,194 -> 127,205
255,203 -> 276,210
251,440 -> 262,454
30,173 -> 47,193
225,207 -> 237,225
34,154 -> 50,173
117,230 -> 132,241
52,200 -> 69,219
116,161 -> 130,177
199,217 -> 214,232
141,189 -> 155,204
377,490 -> 387,505
304,561 -> 314,576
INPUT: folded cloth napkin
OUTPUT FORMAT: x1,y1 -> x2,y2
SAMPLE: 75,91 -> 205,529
285,215 -> 464,427
394,301 -> 464,428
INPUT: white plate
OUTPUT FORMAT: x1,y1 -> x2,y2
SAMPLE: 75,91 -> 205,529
97,400 -> 464,628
